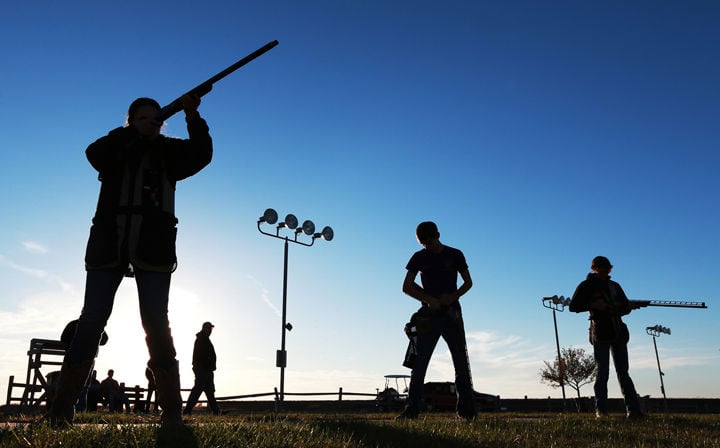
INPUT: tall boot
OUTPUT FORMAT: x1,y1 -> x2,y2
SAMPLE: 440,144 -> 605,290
151,361 -> 183,427
48,359 -> 94,428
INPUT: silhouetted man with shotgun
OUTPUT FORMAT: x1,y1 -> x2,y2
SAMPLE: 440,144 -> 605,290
48,94 -> 212,428
47,40 -> 277,428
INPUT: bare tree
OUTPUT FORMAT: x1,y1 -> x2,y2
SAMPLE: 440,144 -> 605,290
540,347 -> 597,401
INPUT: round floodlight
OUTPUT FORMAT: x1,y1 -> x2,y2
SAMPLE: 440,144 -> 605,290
321,226 -> 334,241
302,220 -> 315,236
261,208 -> 278,225
283,214 -> 298,230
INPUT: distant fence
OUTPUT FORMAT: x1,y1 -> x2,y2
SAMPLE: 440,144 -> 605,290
217,388 -> 377,402
5,376 -> 377,414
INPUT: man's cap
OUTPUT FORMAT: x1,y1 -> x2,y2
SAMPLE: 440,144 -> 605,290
591,256 -> 613,269
128,97 -> 161,120
202,321 -> 214,329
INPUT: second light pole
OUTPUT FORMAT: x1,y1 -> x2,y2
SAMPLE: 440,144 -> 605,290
646,324 -> 671,412
257,208 -> 334,408
542,295 -> 571,411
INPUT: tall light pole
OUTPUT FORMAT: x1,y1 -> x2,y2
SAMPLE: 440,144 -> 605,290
542,295 -> 571,411
646,324 -> 671,412
257,208 -> 334,409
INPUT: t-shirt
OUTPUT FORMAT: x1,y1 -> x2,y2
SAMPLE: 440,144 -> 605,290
406,245 -> 468,302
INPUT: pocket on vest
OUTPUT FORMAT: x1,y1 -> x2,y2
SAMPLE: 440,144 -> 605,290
85,224 -> 120,269
136,215 -> 178,268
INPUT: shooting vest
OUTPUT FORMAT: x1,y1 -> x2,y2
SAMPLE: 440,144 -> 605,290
589,282 -> 629,344
86,138 -> 178,273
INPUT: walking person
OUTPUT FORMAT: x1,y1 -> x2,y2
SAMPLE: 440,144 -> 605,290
397,221 -> 476,421
184,322 -> 221,415
569,256 -> 645,419
47,94 -> 212,427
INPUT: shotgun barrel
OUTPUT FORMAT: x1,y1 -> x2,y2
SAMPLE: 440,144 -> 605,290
630,300 -> 707,309
157,40 -> 279,121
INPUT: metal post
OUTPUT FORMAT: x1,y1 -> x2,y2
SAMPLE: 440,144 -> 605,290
651,334 -> 667,412
543,296 -> 570,412
257,209 -> 334,411
646,325 -> 670,413
551,307 -> 567,409
279,237 -> 289,404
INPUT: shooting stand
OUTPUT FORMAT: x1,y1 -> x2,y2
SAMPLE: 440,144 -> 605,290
5,338 -> 66,412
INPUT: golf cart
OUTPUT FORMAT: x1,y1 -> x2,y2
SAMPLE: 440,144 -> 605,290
375,374 -> 410,411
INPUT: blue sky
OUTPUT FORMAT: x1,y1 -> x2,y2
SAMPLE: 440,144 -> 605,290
1,1 -> 718,403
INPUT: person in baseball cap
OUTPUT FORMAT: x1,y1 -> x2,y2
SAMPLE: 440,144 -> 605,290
184,321 -> 220,415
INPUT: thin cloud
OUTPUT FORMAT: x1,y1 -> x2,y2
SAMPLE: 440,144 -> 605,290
247,274 -> 281,317
0,254 -> 47,278
0,254 -> 76,293
22,241 -> 49,254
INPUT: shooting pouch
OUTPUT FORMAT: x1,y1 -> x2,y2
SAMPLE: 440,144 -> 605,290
411,312 -> 434,335
403,336 -> 417,369
590,318 -> 630,345
85,221 -> 121,270
402,311 -> 434,369
127,211 -> 178,272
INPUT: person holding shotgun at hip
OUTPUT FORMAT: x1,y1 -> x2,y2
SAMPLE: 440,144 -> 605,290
569,256 -> 645,419
48,93 -> 212,428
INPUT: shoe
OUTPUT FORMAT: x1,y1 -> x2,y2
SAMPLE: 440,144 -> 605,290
395,408 -> 418,421
457,412 -> 476,422
627,411 -> 646,420
48,360 -> 95,428
595,411 -> 609,419
150,362 -> 184,427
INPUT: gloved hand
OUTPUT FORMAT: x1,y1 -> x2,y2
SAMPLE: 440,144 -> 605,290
181,93 -> 202,118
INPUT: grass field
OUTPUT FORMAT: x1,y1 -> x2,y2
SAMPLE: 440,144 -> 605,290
1,412 -> 719,448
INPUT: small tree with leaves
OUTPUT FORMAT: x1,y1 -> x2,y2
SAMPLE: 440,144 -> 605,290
540,346 -> 597,409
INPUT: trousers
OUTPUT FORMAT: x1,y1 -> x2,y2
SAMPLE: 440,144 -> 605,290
65,269 -> 178,369
406,308 -> 475,415
184,366 -> 220,414
593,339 -> 641,414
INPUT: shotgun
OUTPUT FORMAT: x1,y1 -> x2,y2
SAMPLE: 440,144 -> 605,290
542,296 -> 707,310
629,300 -> 707,309
157,40 -> 279,121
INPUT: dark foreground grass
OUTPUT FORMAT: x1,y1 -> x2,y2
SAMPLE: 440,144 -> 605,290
1,412 -> 719,448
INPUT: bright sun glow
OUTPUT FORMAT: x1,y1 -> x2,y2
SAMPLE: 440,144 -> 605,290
90,282 -> 204,390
